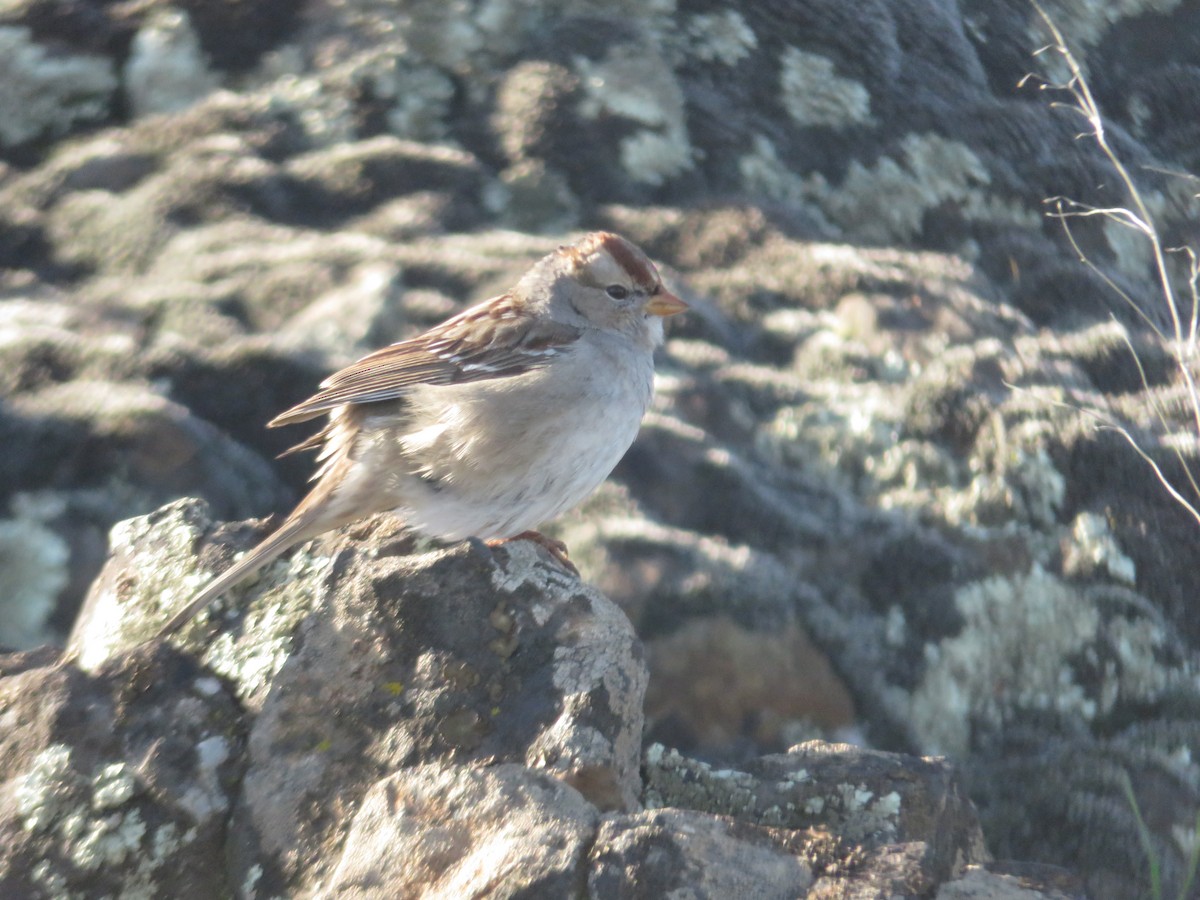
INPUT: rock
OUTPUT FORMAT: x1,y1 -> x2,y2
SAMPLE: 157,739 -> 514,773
936,863 -> 1087,899
588,808 -> 815,898
0,26 -> 116,150
59,499 -> 647,894
329,763 -> 599,898
644,741 -> 987,885
3,494 -> 1086,897
642,616 -> 857,757
0,643 -> 244,898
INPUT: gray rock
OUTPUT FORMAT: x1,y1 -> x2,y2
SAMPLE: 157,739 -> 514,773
0,26 -> 116,148
588,807 -> 814,899
7,494 -> 1085,898
0,644 -> 244,898
330,763 -> 599,899
644,741 -> 987,885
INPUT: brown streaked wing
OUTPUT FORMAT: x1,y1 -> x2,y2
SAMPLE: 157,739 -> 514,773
268,297 -> 581,428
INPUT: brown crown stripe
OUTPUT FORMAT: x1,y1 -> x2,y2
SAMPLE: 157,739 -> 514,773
596,232 -> 659,288
564,232 -> 659,289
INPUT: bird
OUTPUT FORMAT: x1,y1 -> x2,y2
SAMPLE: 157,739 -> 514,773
154,231 -> 687,638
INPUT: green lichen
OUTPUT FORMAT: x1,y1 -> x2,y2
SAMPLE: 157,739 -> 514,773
644,743 -> 904,841
742,132 -> 1041,244
201,548 -> 334,709
74,506 -> 212,670
69,808 -> 146,870
91,762 -> 139,812
13,743 -> 191,893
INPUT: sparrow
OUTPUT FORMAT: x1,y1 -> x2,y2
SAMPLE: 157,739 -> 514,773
154,231 -> 687,638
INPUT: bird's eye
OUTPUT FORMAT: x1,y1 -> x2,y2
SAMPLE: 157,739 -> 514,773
606,285 -> 630,300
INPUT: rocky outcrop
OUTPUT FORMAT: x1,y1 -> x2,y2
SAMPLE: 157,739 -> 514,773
3,500 -> 1086,898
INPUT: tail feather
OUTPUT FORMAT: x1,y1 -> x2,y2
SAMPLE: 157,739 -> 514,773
153,426 -> 376,643
153,510 -> 325,640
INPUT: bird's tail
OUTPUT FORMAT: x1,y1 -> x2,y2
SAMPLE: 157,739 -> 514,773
152,506 -> 328,640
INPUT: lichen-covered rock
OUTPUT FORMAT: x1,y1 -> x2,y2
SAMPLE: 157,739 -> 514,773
0,645 -> 244,898
0,382 -> 290,651
4,491 -> 1087,898
644,741 -> 986,885
61,498 -> 649,894
0,26 -> 116,149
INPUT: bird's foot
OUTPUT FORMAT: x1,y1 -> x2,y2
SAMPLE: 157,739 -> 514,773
487,531 -> 579,576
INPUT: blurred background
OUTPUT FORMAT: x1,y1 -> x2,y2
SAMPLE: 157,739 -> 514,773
1,1 -> 1198,895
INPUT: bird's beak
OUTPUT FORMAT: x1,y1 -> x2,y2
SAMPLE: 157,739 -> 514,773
644,289 -> 688,317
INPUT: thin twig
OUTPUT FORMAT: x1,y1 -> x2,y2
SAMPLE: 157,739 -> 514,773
1029,1 -> 1200,518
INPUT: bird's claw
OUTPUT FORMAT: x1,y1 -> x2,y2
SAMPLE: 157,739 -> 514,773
487,531 -> 579,576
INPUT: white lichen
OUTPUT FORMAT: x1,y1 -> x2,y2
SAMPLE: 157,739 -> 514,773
809,134 -> 989,243
70,808 -> 147,870
196,735 -> 231,772
357,55 -> 456,141
150,822 -> 181,862
170,735 -> 233,823
760,381 -> 904,494
15,746 -> 193,890
743,132 -> 1040,244
1063,512 -> 1137,584
1030,0 -> 1184,75
243,864 -> 264,898
30,860 -> 68,896
389,0 -> 483,70
124,9 -> 219,117
910,567 -> 1100,756
885,605 -> 907,647
1104,613 -> 1176,704
15,745 -> 77,833
0,26 -> 116,147
619,128 -> 694,187
738,135 -> 813,212
834,783 -> 901,841
0,505 -> 70,650
170,736 -> 233,824
940,441 -> 1066,532
779,46 -> 872,127
576,45 -> 693,185
91,762 -> 138,811
685,11 -> 757,65
488,539 -> 576,598
841,784 -> 874,811
1098,182 -> 1200,281
74,507 -> 212,671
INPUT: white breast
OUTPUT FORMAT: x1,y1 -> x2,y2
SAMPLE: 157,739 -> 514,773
390,330 -> 656,540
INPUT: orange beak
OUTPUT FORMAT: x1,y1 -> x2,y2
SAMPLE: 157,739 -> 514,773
644,289 -> 688,317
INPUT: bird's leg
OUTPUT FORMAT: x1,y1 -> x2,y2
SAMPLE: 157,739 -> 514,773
486,531 -> 579,576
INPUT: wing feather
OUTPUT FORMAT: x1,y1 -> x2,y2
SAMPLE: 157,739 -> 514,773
269,294 -> 580,429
